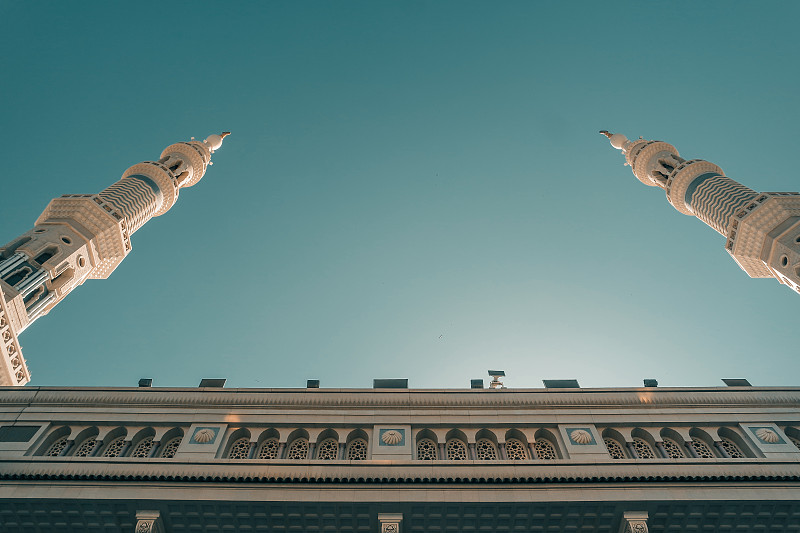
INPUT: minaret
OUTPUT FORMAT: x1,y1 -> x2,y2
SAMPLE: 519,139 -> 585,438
0,133 -> 229,386
602,131 -> 800,296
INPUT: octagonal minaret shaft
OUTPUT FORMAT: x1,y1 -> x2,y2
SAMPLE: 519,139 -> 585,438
0,133 -> 229,386
602,131 -> 800,296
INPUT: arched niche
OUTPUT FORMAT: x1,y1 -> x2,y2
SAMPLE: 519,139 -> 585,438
718,427 -> 756,458
34,425 -> 70,456
221,428 -> 252,459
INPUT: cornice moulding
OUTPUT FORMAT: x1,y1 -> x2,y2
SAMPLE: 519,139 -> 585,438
1,387 -> 799,410
2,457 -> 800,485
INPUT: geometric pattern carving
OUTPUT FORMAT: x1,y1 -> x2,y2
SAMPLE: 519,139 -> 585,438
632,438 -> 655,459
446,439 -> 468,460
316,438 -> 339,460
102,436 -> 126,457
505,438 -> 527,460
691,439 -> 716,459
131,437 -> 155,458
73,437 -> 98,457
475,438 -> 497,460
604,438 -> 627,459
45,436 -> 68,457
720,438 -> 744,458
257,438 -> 279,459
347,438 -> 368,460
533,439 -> 557,460
159,437 -> 182,458
227,437 -> 251,459
416,438 -> 437,460
661,438 -> 685,458
286,438 -> 309,460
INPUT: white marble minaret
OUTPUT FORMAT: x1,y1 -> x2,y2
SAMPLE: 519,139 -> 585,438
0,133 -> 229,386
603,131 -> 800,296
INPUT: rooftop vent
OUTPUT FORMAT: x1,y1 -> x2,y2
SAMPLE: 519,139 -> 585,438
471,379 -> 484,389
488,370 -> 505,389
373,378 -> 408,389
306,379 -> 320,388
198,378 -> 226,388
543,379 -> 580,388
722,378 -> 752,387
138,378 -> 152,388
643,379 -> 658,387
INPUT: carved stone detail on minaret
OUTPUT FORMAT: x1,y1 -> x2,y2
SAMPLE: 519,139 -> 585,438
0,133 -> 228,386
603,131 -> 800,296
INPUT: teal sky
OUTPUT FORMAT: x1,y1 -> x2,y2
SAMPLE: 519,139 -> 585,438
1,1 -> 797,389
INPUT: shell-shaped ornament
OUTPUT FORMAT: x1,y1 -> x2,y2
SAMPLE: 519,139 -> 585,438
569,429 -> 593,444
193,428 -> 216,443
756,428 -> 780,443
381,430 -> 403,445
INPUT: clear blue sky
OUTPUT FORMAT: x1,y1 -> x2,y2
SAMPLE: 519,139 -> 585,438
1,1 -> 797,389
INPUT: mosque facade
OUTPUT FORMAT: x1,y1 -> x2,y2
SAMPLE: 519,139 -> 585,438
0,382 -> 799,531
1,133 -> 800,531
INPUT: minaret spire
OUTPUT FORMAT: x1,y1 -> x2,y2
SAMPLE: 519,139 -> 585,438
0,133 -> 228,386
603,131 -> 800,296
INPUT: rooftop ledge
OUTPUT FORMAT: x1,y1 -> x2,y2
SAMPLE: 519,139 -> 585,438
0,386 -> 799,408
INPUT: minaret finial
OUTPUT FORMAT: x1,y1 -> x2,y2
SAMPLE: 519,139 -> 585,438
600,130 -> 630,150
204,132 -> 230,152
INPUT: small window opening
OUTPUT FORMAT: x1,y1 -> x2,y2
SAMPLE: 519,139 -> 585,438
34,247 -> 58,265
23,285 -> 44,305
5,266 -> 32,287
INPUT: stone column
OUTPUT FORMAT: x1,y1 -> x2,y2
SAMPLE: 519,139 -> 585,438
714,441 -> 731,458
528,442 -> 538,460
438,443 -> 446,460
684,441 -> 699,458
339,442 -> 346,459
247,442 -> 257,459
147,441 -> 162,458
654,442 -> 668,458
58,440 -> 74,457
498,443 -> 507,460
618,510 -> 648,533
119,440 -> 133,458
626,442 -> 639,459
89,440 -> 104,457
467,443 -> 477,460
277,442 -> 286,459
135,510 -> 165,533
378,512 -> 403,532
308,442 -> 316,460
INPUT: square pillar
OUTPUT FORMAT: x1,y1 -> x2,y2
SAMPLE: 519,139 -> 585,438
378,513 -> 402,533
135,510 -> 165,533
619,511 -> 648,533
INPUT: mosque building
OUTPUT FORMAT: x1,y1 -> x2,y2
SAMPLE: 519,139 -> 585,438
0,134 -> 799,531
